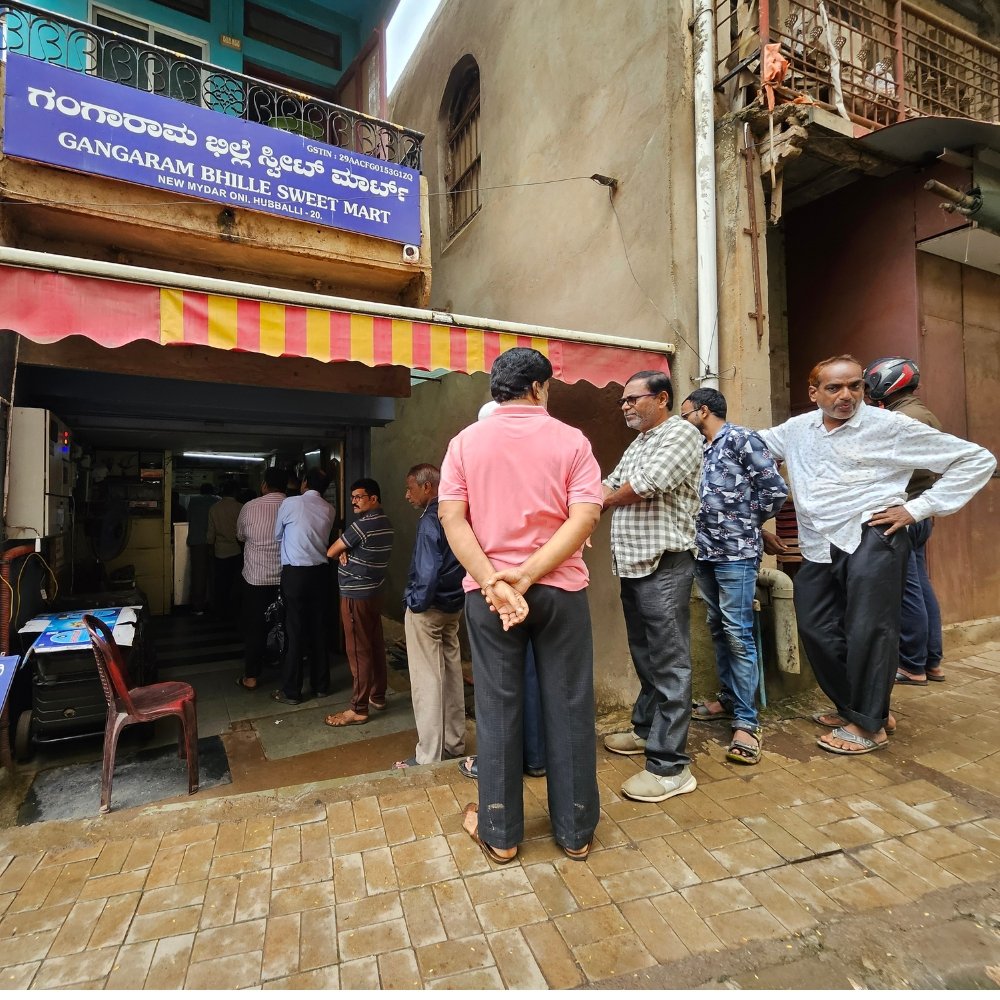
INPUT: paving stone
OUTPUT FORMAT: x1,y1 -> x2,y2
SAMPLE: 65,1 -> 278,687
77,869 -> 147,902
651,893 -> 724,954
296,905 -> 337,972
0,961 -> 40,989
363,846 -> 399,894
208,847 -> 270,879
839,796 -> 923,838
125,904 -> 202,943
902,827 -> 977,861
47,899 -> 107,957
0,928 -> 58,966
738,871 -> 817,933
244,817 -> 275,852
159,825 -> 218,850
425,784 -> 462,825
425,966 -> 505,989
263,965 -> 340,989
379,787 -> 430,810
406,801 -> 444,839
444,831 -> 492,878
185,950 -> 262,989
332,828 -> 388,855
795,853 -> 868,893
143,931 -> 195,989
175,842 -> 215,885
43,859 -> 99,908
395,853 -> 461,891
431,879 -> 480,939
662,832 -> 730,882
464,865 -> 533,906
816,816 -> 891,851
849,846 -> 941,901
521,919 -> 584,989
377,946 -> 423,989
710,837 -> 786,876
866,840 -> 960,891
270,880 -> 338,916
7,866 -> 60,911
338,915 -> 410,961
551,855 -> 613,909
270,825 -> 301,868
339,955 -> 380,989
326,801 -> 356,838
336,891 -> 402,932
618,897 -> 691,964
554,902 -> 629,948
391,834 -> 450,868
598,864 -> 672,904
88,892 -> 141,949
200,875 -> 239,928
414,932 -> 493,980
261,912 -> 300,981
0,901 -> 72,937
136,879 -> 208,915
690,819 -> 755,851
586,844 -> 651,878
235,870 -> 272,922
191,916 -> 265,962
332,853 -> 366,903
38,846 -> 102,869
144,847 -> 185,889
91,842 -> 132,878
574,929 -> 657,981
523,863 -> 580,918
352,795 -> 382,832
740,815 -> 814,862
104,941 -> 156,989
475,890 -> 548,933
381,807 -> 417,846
300,822 -> 332,862
274,803 -> 328,829
32,945 -> 118,988
122,838 -> 160,873
705,905 -> 789,947
400,887 -> 446,947
271,858 -> 332,890
826,873 -> 909,910
486,927 -> 549,989
681,877 -> 758,917
936,848 -> 1000,884
213,821 -> 247,857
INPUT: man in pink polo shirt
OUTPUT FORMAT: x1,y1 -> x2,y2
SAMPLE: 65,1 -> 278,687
439,347 -> 604,864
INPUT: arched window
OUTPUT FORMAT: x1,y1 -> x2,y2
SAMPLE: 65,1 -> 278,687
445,61 -> 481,237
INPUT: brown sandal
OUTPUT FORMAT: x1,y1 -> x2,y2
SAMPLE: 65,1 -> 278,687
462,803 -> 517,865
562,841 -> 593,862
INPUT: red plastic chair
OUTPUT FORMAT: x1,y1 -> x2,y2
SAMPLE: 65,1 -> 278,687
83,614 -> 199,814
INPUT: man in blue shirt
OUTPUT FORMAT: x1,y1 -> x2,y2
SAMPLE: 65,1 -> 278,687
393,464 -> 466,768
681,389 -> 788,765
273,468 -> 336,705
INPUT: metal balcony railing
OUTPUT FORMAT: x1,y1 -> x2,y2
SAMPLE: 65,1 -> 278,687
714,0 -> 1000,128
0,2 -> 423,169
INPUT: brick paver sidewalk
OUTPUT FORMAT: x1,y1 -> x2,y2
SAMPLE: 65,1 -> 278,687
2,642 -> 999,989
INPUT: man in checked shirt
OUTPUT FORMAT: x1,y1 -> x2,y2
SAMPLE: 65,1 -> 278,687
602,370 -> 704,803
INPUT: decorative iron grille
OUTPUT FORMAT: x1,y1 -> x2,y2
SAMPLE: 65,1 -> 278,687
714,0 -> 1000,129
0,1 -> 423,169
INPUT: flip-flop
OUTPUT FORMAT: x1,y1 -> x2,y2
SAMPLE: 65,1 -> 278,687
271,690 -> 301,706
691,702 -> 734,722
462,803 -> 517,865
458,756 -> 478,780
393,757 -> 419,769
369,699 -> 387,711
562,840 -> 593,862
926,669 -> 946,683
817,726 -> 888,755
812,711 -> 896,735
236,676 -> 258,691
323,712 -> 369,727
895,671 -> 929,686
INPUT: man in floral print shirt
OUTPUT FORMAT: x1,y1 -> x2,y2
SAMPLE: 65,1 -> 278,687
682,388 -> 788,766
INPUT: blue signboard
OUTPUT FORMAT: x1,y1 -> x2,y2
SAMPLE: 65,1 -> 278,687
0,656 -> 19,714
1,53 -> 421,245
26,607 -> 135,653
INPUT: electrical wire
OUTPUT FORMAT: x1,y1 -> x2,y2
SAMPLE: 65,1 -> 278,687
12,551 -> 59,627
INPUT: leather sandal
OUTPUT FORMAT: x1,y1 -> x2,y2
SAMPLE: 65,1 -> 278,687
726,727 -> 763,765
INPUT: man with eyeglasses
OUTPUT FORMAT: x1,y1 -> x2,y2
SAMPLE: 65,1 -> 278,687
602,370 -> 704,803
324,479 -> 394,727
758,354 -> 995,756
681,388 -> 787,766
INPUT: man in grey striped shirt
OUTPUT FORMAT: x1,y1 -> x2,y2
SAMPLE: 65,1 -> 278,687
601,370 -> 704,804
325,479 -> 394,727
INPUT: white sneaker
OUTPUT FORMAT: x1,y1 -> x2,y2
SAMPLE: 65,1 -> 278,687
621,766 -> 697,803
604,731 -> 647,756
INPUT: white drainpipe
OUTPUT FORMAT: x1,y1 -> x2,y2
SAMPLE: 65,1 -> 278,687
756,567 -> 800,674
692,1 -> 719,389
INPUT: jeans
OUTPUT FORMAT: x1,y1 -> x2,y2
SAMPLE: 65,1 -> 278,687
694,559 -> 760,732
899,519 -> 943,674
619,550 -> 695,777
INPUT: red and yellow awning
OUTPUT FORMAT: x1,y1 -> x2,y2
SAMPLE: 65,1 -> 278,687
0,264 -> 670,387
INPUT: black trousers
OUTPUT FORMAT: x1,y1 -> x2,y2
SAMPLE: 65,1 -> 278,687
280,564 -> 330,699
242,580 -> 279,680
465,586 -> 599,853
794,524 -> 910,733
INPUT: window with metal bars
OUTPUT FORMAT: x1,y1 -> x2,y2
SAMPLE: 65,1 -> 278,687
446,66 -> 481,238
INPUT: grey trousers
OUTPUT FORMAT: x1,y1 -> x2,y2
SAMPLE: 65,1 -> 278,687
465,586 -> 599,852
620,550 -> 695,777
405,607 -> 466,764
794,524 -> 910,733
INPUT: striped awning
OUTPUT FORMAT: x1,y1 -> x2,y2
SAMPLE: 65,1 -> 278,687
0,263 -> 671,387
